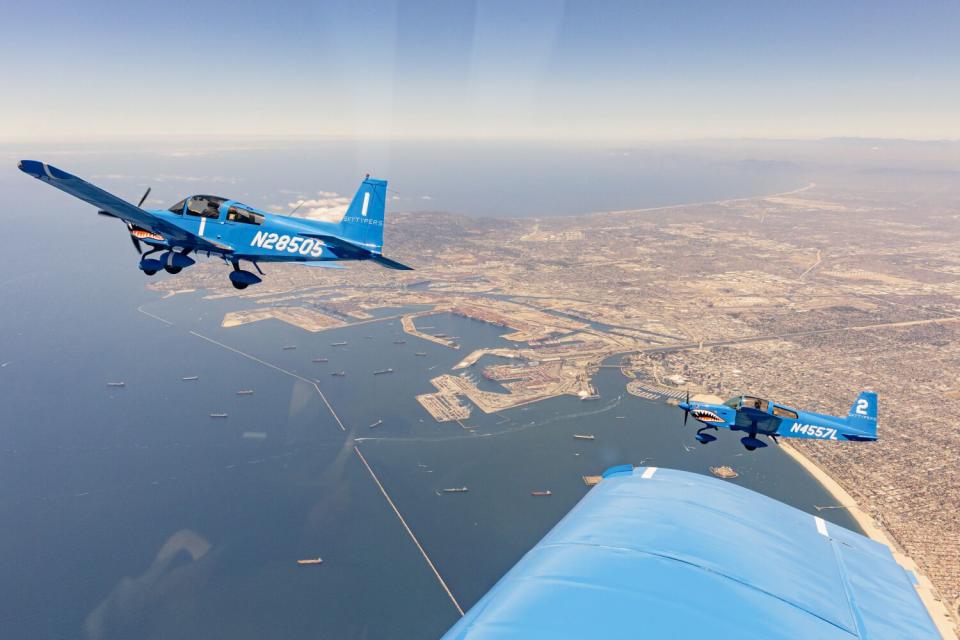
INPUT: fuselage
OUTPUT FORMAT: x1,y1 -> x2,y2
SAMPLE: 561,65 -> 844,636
684,396 -> 875,442
142,197 -> 353,263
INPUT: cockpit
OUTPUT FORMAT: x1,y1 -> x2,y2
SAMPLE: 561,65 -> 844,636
167,196 -> 263,225
168,195 -> 226,218
724,396 -> 769,411
724,396 -> 799,420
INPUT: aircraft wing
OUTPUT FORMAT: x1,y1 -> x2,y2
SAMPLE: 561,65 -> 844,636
18,160 -> 233,254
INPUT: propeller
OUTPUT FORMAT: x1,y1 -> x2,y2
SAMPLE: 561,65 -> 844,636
681,389 -> 690,426
126,187 -> 152,255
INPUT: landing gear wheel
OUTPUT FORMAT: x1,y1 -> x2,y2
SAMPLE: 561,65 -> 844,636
164,266 -> 182,274
143,269 -> 157,276
232,281 -> 248,290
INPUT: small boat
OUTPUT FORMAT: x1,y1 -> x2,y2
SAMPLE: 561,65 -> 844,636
710,466 -> 739,479
297,558 -> 323,566
369,419 -> 383,429
236,390 -> 254,396
435,333 -> 447,338
393,340 -> 407,344
573,434 -> 595,441
373,368 -> 394,375
282,345 -> 297,350
441,487 -> 469,493
210,413 -> 229,418
181,376 -> 199,381
106,381 -> 126,387
580,394 -> 600,401
531,490 -> 552,497
331,341 -> 348,347
312,357 -> 329,363
331,371 -> 346,377
364,336 -> 373,339
415,352 -> 427,356
615,416 -> 626,419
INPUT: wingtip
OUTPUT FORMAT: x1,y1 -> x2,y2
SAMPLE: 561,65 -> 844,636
18,159 -> 43,177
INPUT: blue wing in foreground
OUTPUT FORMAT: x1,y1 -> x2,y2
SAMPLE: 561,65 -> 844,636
17,160 -> 231,254
442,466 -> 939,640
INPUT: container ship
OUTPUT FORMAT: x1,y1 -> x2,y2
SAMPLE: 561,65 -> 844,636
373,368 -> 394,375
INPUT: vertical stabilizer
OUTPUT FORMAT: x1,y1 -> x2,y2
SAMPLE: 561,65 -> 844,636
846,391 -> 878,439
338,176 -> 387,254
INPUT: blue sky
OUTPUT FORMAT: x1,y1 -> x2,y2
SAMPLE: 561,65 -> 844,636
2,0 -> 958,141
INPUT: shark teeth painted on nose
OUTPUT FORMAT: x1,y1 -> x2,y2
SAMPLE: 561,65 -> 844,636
691,409 -> 724,423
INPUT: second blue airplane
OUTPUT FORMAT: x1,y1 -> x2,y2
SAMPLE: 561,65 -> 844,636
19,160 -> 412,289
677,391 -> 878,451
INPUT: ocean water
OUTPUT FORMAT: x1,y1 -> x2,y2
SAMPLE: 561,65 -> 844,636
0,151 -> 854,639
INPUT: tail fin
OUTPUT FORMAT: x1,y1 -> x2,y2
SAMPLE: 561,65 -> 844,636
846,391 -> 878,439
338,176 -> 387,254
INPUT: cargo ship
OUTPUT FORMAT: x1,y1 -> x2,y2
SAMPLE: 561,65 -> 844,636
415,352 -> 428,357
331,371 -> 347,377
440,487 -> 469,494
331,341 -> 348,347
531,490 -> 553,497
393,340 -> 407,344
181,375 -> 199,381
373,368 -> 394,375
236,390 -> 254,396
573,434 -> 595,441
369,419 -> 383,429
312,357 -> 329,363
209,413 -> 228,418
282,345 -> 297,350
106,381 -> 126,387
296,558 -> 323,566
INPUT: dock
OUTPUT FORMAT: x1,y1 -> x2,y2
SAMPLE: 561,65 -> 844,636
401,313 -> 460,349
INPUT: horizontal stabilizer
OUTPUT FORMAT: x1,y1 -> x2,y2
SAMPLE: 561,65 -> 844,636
370,255 -> 413,271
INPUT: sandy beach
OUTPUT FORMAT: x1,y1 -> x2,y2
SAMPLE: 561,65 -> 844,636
780,442 -> 958,639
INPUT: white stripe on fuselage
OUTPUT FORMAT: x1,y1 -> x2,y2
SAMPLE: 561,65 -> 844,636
199,217 -> 206,237
361,192 -> 370,217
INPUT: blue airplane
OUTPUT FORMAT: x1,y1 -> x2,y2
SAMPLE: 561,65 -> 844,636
18,160 -> 412,289
677,391 -> 877,450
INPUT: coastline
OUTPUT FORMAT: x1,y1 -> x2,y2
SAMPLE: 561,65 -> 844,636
780,442 -> 958,639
